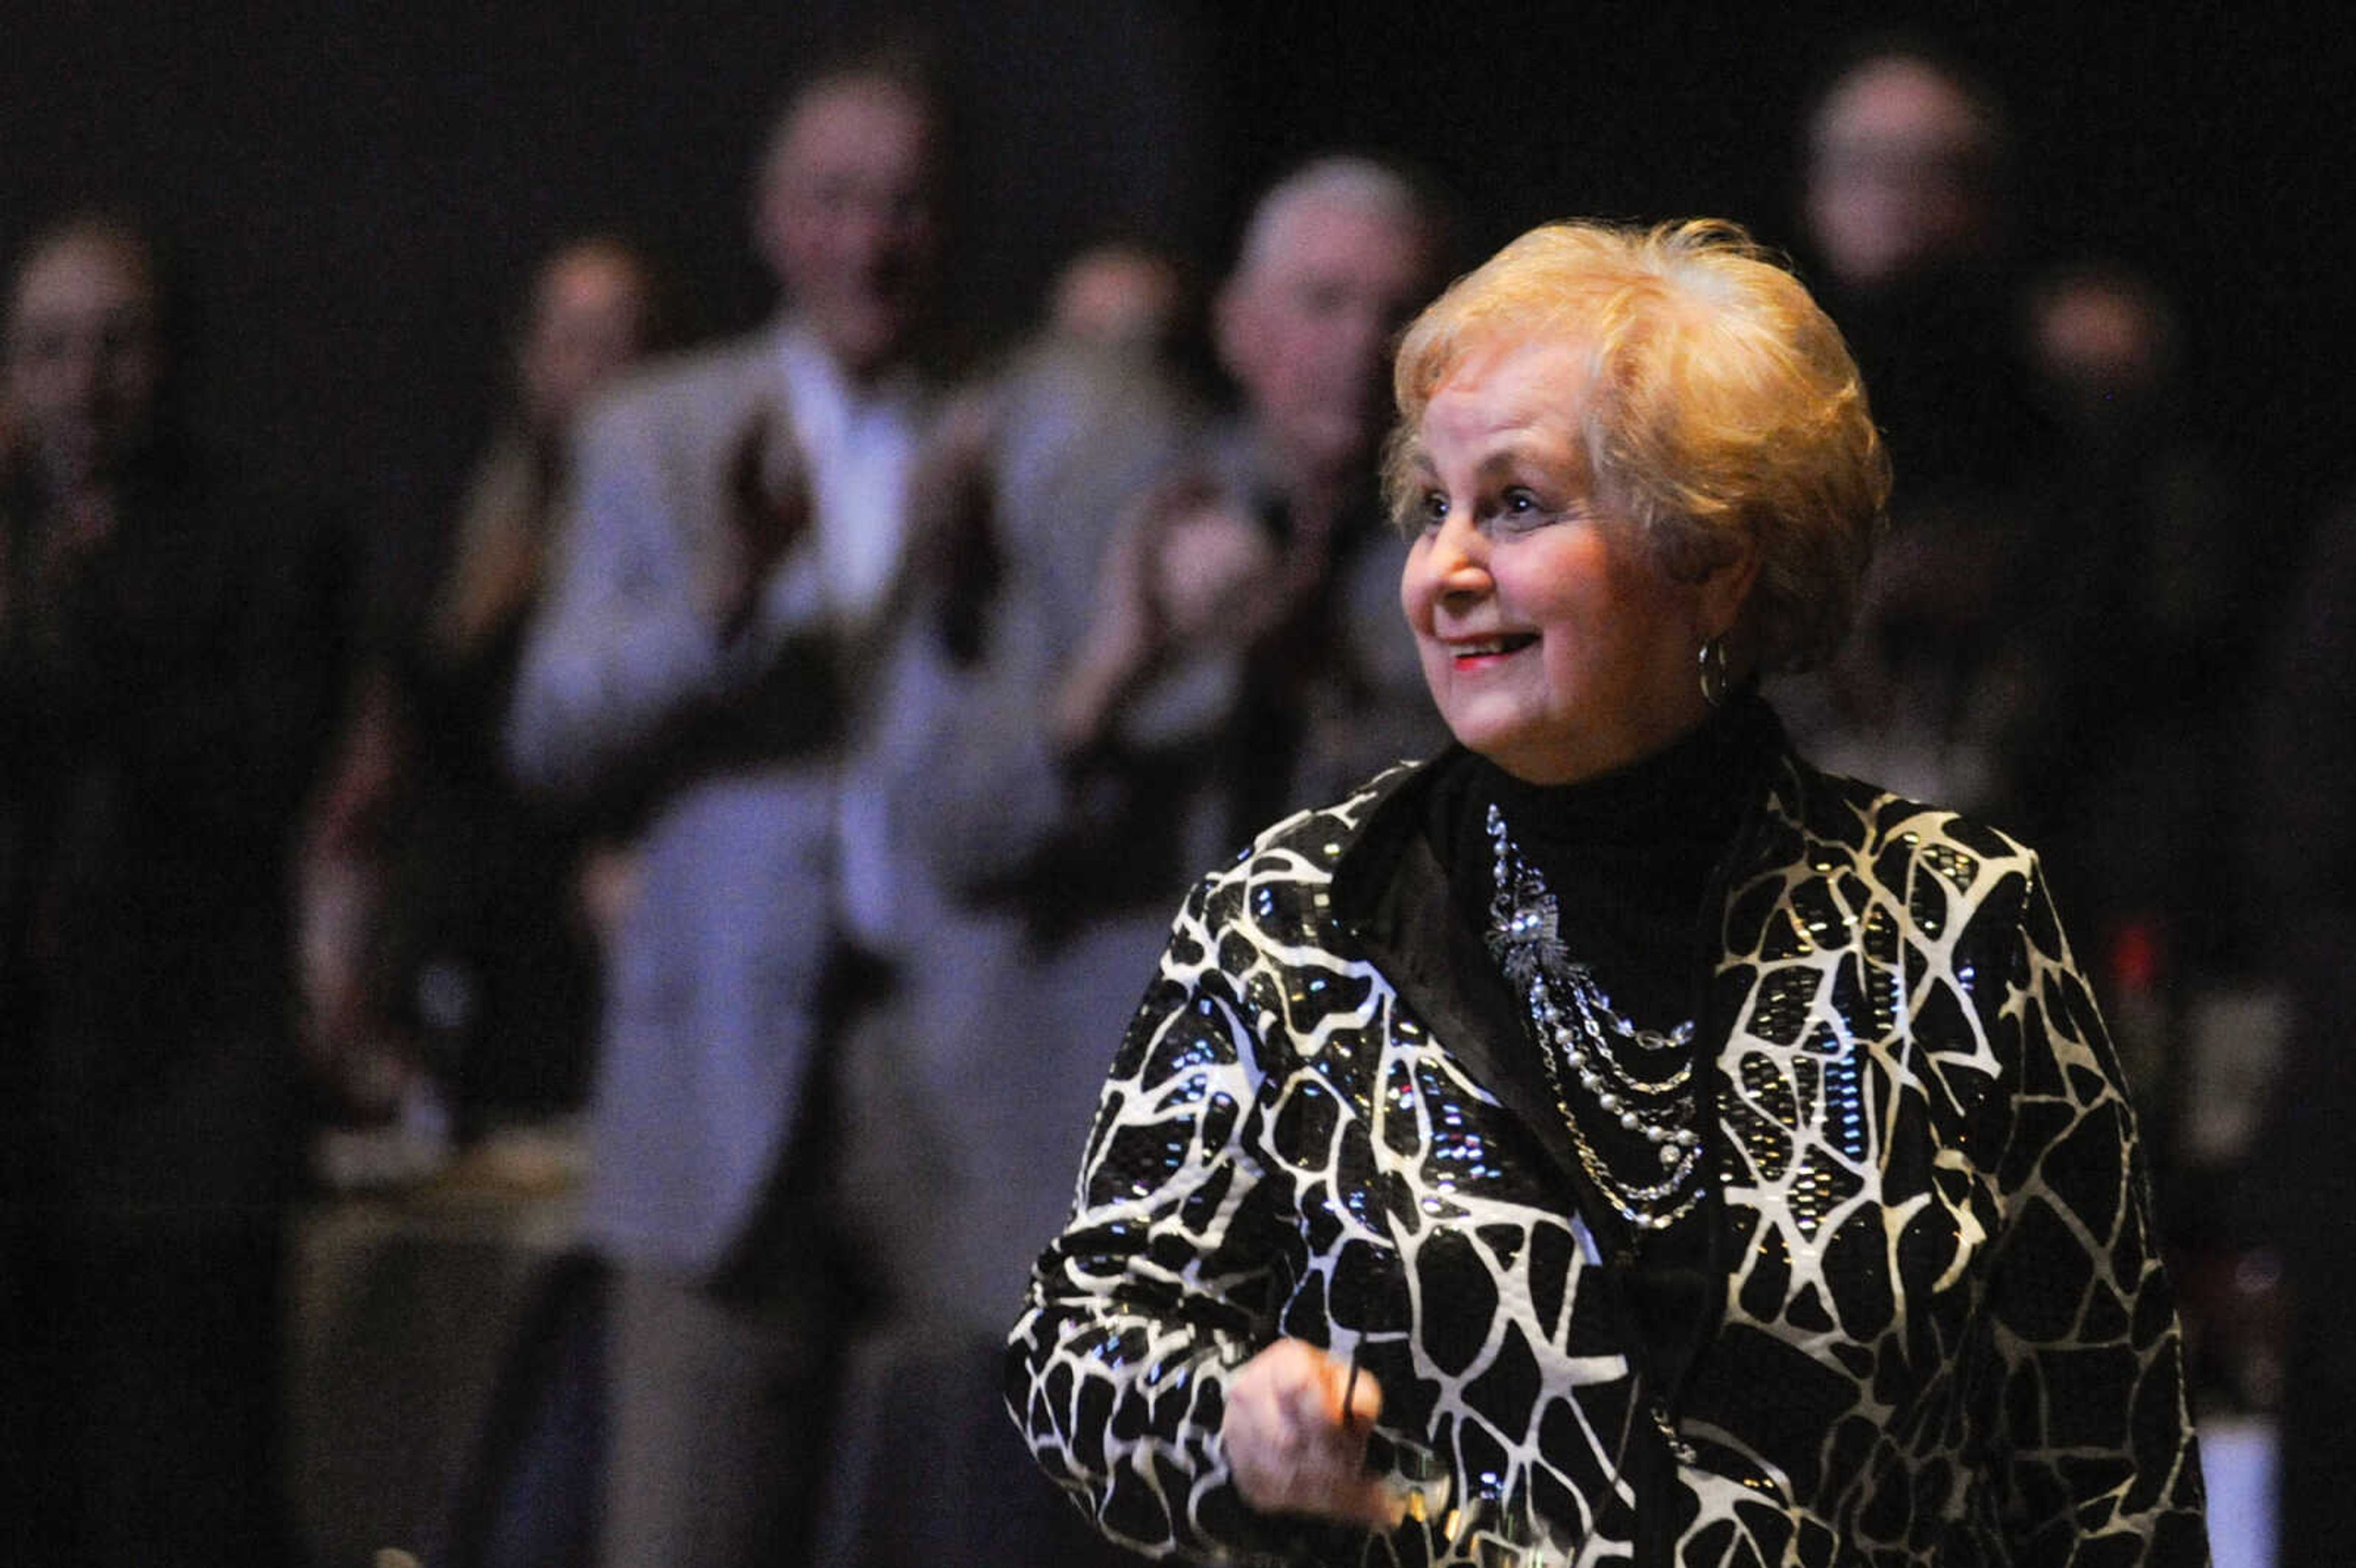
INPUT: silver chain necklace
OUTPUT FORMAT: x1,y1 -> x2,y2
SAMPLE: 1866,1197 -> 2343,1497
1485,803 -> 1705,1231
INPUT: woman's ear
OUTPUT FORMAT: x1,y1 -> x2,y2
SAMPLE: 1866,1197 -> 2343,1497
1696,526 -> 1761,642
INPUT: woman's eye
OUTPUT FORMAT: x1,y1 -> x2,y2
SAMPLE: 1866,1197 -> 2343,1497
1420,492 -> 1449,529
1498,488 -> 1549,526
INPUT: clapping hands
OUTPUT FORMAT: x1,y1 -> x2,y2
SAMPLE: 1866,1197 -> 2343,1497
709,402 -> 813,632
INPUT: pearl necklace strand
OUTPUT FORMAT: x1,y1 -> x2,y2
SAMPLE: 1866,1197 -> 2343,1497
1485,804 -> 1705,1231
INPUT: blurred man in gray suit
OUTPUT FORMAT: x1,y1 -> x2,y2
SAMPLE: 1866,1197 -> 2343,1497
507,54 -> 944,1568
815,153 -> 1450,1568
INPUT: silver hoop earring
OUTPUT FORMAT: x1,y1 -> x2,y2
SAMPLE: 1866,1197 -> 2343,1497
1696,637 -> 1730,709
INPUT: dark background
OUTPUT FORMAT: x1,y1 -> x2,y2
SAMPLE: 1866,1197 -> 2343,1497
5,1 -> 2346,614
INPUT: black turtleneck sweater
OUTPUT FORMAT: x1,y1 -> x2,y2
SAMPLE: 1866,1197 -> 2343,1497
1419,690 -> 1781,1409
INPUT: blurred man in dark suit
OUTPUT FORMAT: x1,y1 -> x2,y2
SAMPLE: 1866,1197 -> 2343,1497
1,213 -> 349,1568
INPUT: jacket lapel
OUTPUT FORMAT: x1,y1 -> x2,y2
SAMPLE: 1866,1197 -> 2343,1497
1329,748 -> 1818,1221
1333,762 -> 1588,1191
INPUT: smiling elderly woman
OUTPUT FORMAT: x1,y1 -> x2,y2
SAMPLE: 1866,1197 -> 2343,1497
1006,220 -> 2208,1567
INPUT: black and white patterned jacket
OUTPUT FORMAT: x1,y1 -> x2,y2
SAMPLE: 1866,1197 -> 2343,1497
1007,746 -> 2208,1567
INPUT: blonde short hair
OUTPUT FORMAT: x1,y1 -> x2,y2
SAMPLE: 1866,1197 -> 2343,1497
1385,219 -> 1890,672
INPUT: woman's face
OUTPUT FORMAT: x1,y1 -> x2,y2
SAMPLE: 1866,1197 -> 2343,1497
1399,335 -> 1749,785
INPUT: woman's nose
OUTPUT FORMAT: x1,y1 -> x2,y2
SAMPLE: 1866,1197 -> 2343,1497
1422,510 -> 1490,598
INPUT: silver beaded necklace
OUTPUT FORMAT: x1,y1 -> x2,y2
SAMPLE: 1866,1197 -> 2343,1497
1485,802 -> 1706,1231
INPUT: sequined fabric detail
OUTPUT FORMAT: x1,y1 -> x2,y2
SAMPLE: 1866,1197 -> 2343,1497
1007,760 -> 2207,1567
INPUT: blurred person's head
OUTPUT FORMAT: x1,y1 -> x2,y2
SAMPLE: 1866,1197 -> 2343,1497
516,237 -> 669,437
1050,242 -> 1190,355
754,60 -> 944,380
1387,218 -> 1889,743
4,215 -> 169,495
1803,44 -> 2007,293
2026,263 -> 2179,429
1215,156 -> 1444,498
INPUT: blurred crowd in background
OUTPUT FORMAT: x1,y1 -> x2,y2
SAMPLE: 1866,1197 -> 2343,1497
1,14 -> 2344,1568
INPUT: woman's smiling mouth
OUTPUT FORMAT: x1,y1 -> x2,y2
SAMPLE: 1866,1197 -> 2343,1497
1449,632 -> 1539,663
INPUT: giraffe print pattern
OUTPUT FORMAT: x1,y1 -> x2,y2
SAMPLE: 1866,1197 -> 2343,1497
1007,755 -> 2208,1567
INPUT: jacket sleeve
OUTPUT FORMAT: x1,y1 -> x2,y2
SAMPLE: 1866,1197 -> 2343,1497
1004,870 -> 1328,1565
1980,852 -> 2211,1567
866,566 -> 1075,903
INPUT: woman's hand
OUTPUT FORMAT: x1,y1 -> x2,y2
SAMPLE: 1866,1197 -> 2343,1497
1221,1340 -> 1403,1529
